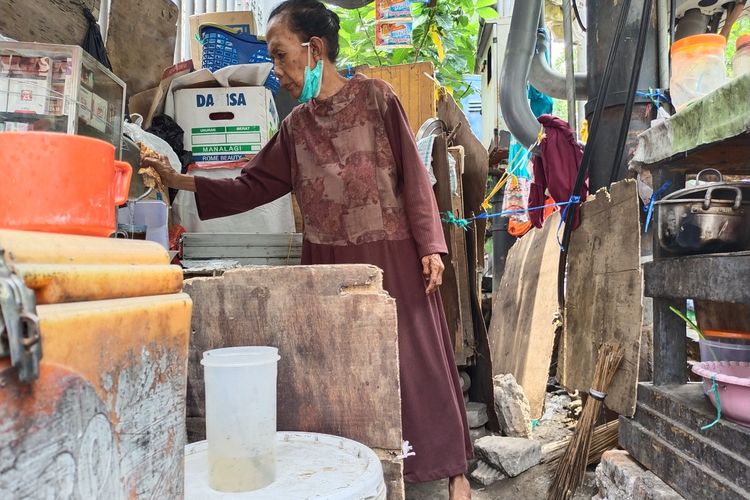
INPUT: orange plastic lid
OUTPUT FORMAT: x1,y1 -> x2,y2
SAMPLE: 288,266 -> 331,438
704,329 -> 750,340
671,33 -> 726,53
737,34 -> 750,50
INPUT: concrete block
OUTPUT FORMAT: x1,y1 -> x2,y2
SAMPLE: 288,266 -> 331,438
469,460 -> 507,487
474,436 -> 541,477
466,402 -> 489,429
595,450 -> 683,500
493,373 -> 532,438
469,426 -> 489,443
459,371 -> 471,393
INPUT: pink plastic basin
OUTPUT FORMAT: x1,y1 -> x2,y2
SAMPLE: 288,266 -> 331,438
692,361 -> 750,427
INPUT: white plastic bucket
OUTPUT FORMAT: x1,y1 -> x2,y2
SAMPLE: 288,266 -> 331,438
201,346 -> 281,493
185,432 -> 387,499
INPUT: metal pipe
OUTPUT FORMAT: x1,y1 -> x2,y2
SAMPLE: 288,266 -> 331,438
98,0 -> 112,43
562,0 -> 577,134
610,0 -> 655,186
656,0 -> 670,88
499,0 -> 544,148
529,12 -> 588,100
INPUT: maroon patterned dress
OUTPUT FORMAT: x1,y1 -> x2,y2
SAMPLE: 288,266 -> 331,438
194,74 -> 472,482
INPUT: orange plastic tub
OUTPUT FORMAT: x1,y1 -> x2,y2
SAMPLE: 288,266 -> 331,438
0,132 -> 132,236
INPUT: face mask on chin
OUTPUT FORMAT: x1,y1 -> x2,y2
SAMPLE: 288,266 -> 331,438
298,41 -> 324,104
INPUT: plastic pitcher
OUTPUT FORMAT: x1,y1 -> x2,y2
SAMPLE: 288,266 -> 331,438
670,34 -> 727,110
201,347 -> 280,493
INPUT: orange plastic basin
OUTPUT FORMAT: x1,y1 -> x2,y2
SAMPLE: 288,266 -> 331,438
704,329 -> 750,341
0,132 -> 132,236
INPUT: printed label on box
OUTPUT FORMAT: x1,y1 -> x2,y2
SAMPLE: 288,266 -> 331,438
0,74 -> 9,113
376,21 -> 413,48
175,86 -> 278,163
376,0 -> 412,20
7,78 -> 49,114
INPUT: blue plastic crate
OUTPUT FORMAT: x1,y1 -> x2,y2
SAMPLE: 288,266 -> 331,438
200,25 -> 280,95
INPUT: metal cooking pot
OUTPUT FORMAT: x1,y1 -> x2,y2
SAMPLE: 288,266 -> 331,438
656,184 -> 750,255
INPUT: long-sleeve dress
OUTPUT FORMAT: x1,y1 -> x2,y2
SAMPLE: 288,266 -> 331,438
194,74 -> 472,482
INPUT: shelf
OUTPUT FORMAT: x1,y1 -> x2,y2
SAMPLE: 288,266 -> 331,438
0,111 -> 68,125
644,251 -> 750,304
640,133 -> 750,176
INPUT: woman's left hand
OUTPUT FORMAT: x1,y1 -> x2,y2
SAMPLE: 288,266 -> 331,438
422,254 -> 445,295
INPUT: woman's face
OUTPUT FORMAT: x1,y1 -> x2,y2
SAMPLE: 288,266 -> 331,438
267,18 -> 320,99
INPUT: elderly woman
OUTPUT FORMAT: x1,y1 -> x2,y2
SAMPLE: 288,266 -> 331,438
146,0 -> 472,496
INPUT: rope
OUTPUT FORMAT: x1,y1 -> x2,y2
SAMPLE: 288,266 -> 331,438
635,88 -> 671,110
556,195 -> 582,251
701,374 -> 722,431
442,197 -> 581,230
644,180 -> 672,233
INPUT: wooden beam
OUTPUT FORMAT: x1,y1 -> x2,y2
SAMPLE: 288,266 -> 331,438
644,252 -> 750,303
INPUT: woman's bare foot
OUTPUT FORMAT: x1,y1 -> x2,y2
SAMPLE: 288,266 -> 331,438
449,474 -> 471,500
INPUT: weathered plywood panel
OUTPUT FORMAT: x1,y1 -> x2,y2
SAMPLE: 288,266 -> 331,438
361,62 -> 436,135
106,0 -> 178,95
184,265 -> 405,500
0,0 -> 98,46
0,294 -> 192,499
559,180 -> 643,417
695,300 -> 750,332
489,212 -> 561,420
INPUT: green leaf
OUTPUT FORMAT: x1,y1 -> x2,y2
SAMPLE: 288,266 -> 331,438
477,7 -> 498,19
476,0 -> 496,8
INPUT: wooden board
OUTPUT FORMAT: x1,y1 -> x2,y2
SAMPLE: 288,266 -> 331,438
559,180 -> 643,417
0,0 -> 99,46
106,0 -> 178,95
488,212 -> 562,420
694,300 -> 750,332
183,265 -> 405,500
361,62 -> 436,135
0,294 -> 192,499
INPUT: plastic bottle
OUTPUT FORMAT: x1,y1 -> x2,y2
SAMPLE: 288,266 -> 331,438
733,34 -> 750,78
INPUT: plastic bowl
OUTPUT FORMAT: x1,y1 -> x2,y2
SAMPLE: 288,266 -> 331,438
691,361 -> 750,427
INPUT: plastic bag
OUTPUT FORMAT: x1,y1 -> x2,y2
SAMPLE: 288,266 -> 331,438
122,121 -> 182,175
172,165 -> 295,233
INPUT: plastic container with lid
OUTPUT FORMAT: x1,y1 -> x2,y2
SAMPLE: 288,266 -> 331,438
733,34 -> 750,78
670,34 -> 727,109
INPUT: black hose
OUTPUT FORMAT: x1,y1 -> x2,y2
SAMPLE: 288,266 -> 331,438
572,0 -> 587,32
556,0 -> 633,309
609,0 -> 655,186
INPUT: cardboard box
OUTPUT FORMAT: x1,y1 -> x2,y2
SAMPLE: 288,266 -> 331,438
174,86 -> 278,163
91,93 -> 108,132
189,11 -> 257,69
78,86 -> 93,123
7,77 -> 49,114
0,73 -> 9,112
128,87 -> 158,120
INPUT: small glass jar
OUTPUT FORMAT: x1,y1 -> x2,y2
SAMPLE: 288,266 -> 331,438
733,34 -> 750,78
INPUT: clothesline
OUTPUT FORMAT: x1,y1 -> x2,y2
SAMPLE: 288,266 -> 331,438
441,197 -> 580,229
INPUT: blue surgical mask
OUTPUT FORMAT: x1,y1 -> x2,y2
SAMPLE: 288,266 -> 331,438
298,42 -> 324,103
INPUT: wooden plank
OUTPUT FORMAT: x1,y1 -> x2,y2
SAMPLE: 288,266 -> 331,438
560,180 -> 643,417
0,0 -> 98,46
106,0 -> 178,95
360,62 -> 436,135
432,135 -> 466,364
449,146 -> 475,363
694,300 -> 750,332
488,212 -> 561,420
640,133 -> 750,175
0,294 -> 192,498
183,265 -> 404,500
644,252 -> 750,303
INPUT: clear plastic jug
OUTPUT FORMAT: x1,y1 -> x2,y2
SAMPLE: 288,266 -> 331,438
733,34 -> 750,78
670,34 -> 727,110
201,346 -> 280,492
